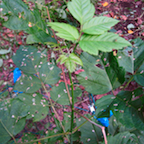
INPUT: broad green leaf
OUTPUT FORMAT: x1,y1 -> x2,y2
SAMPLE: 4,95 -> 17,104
95,92 -> 144,130
0,48 -> 11,54
39,62 -> 61,85
48,22 -> 79,41
13,74 -> 41,93
82,16 -> 119,35
57,53 -> 83,73
79,33 -> 131,55
133,130 -> 144,144
21,133 -> 37,143
117,47 -> 134,74
12,45 -> 47,74
134,73 -> 144,86
3,16 -> 29,30
77,52 -> 125,94
50,82 -> 82,105
17,93 -> 49,122
117,38 -> 144,74
76,114 -> 103,144
101,131 -> 138,144
67,0 -> 95,25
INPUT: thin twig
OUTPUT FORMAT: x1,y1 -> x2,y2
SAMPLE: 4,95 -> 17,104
0,120 -> 17,144
45,6 -> 57,40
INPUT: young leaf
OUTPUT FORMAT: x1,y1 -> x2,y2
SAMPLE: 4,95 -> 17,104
82,16 -> 119,35
48,22 -> 79,41
57,53 -> 83,73
67,0 -> 95,25
95,92 -> 144,130
79,33 -> 131,55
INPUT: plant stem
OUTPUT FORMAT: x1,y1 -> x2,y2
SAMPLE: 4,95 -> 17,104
61,65 -> 72,105
73,42 -> 78,52
69,71 -> 74,143
0,120 -> 17,144
41,82 -> 70,142
122,76 -> 133,90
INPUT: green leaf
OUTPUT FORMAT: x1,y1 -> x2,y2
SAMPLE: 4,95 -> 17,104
67,0 -> 95,25
57,53 -> 83,73
12,45 -> 47,74
0,101 -> 27,144
76,114 -> 103,144
95,92 -> 144,130
79,33 -> 131,55
17,93 -> 49,122
77,52 -> 125,94
3,16 -> 29,30
3,0 -> 56,44
48,22 -> 79,41
82,16 -> 119,35
102,131 -> 139,144
134,73 -> 144,86
117,47 -> 134,74
117,38 -> 144,74
39,62 -> 61,85
50,82 -> 82,105
13,74 -> 41,93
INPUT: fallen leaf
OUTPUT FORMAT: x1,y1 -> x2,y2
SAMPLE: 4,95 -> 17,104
121,15 -> 127,21
102,2 -> 108,7
128,30 -> 133,34
75,69 -> 84,74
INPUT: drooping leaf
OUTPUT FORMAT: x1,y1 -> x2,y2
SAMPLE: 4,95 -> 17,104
48,22 -> 79,41
76,114 -> 103,144
0,59 -> 3,67
82,16 -> 119,35
95,92 -> 144,130
13,74 -> 41,93
17,93 -> 49,122
50,82 -> 82,105
79,33 -> 131,55
77,52 -> 125,94
67,0 -> 95,25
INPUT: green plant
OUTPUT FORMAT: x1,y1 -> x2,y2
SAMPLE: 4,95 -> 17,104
0,0 -> 144,144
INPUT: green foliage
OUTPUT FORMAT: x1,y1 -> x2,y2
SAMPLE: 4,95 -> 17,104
95,92 -> 144,130
79,33 -> 131,55
57,53 -> 83,72
1,0 -> 144,143
48,22 -> 80,42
